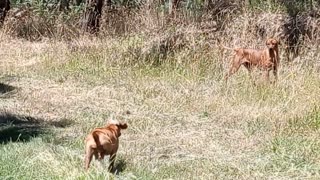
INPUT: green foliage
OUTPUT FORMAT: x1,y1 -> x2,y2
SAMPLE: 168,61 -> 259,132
247,0 -> 315,14
288,106 -> 320,131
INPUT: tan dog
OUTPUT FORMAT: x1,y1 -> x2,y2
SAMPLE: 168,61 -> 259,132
84,119 -> 128,172
223,38 -> 280,83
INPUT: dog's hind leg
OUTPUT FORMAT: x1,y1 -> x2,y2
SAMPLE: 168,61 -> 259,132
264,70 -> 271,83
85,147 -> 94,170
244,62 -> 256,85
96,151 -> 105,169
225,56 -> 242,82
273,66 -> 278,83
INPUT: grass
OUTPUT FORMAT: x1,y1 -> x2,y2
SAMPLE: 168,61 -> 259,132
0,33 -> 320,179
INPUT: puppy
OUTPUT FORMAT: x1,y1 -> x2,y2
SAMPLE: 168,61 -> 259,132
84,119 -> 128,172
223,38 -> 280,83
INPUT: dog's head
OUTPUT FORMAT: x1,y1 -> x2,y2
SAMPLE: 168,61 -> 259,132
107,119 -> 128,137
266,38 -> 279,50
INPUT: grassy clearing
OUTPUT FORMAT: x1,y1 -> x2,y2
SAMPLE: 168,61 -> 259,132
0,35 -> 320,179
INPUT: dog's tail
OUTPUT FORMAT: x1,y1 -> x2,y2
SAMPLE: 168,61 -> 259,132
221,45 -> 235,51
217,38 -> 235,51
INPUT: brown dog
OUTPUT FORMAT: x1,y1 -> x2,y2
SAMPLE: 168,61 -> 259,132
84,119 -> 128,172
223,38 -> 280,83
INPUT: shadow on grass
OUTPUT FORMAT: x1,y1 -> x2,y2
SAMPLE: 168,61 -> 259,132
0,83 -> 16,94
0,112 -> 73,144
112,158 -> 127,175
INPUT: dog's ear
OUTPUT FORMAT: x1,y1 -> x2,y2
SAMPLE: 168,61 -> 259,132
270,38 -> 279,45
118,123 -> 128,129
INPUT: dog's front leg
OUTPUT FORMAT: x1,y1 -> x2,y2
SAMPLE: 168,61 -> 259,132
273,65 -> 278,82
85,147 -> 94,170
264,70 -> 270,83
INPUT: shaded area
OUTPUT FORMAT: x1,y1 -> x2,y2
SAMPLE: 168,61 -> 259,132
0,0 -> 10,27
112,157 -> 127,175
0,83 -> 16,94
282,17 -> 304,61
0,112 -> 73,144
281,4 -> 306,62
280,0 -> 315,62
82,0 -> 104,34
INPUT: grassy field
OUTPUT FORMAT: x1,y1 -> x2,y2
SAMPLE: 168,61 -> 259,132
1,35 -> 320,180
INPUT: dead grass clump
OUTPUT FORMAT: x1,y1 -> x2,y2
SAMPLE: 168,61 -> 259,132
4,6 -> 81,40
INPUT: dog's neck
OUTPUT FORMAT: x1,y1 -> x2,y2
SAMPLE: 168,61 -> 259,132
268,47 -> 278,62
